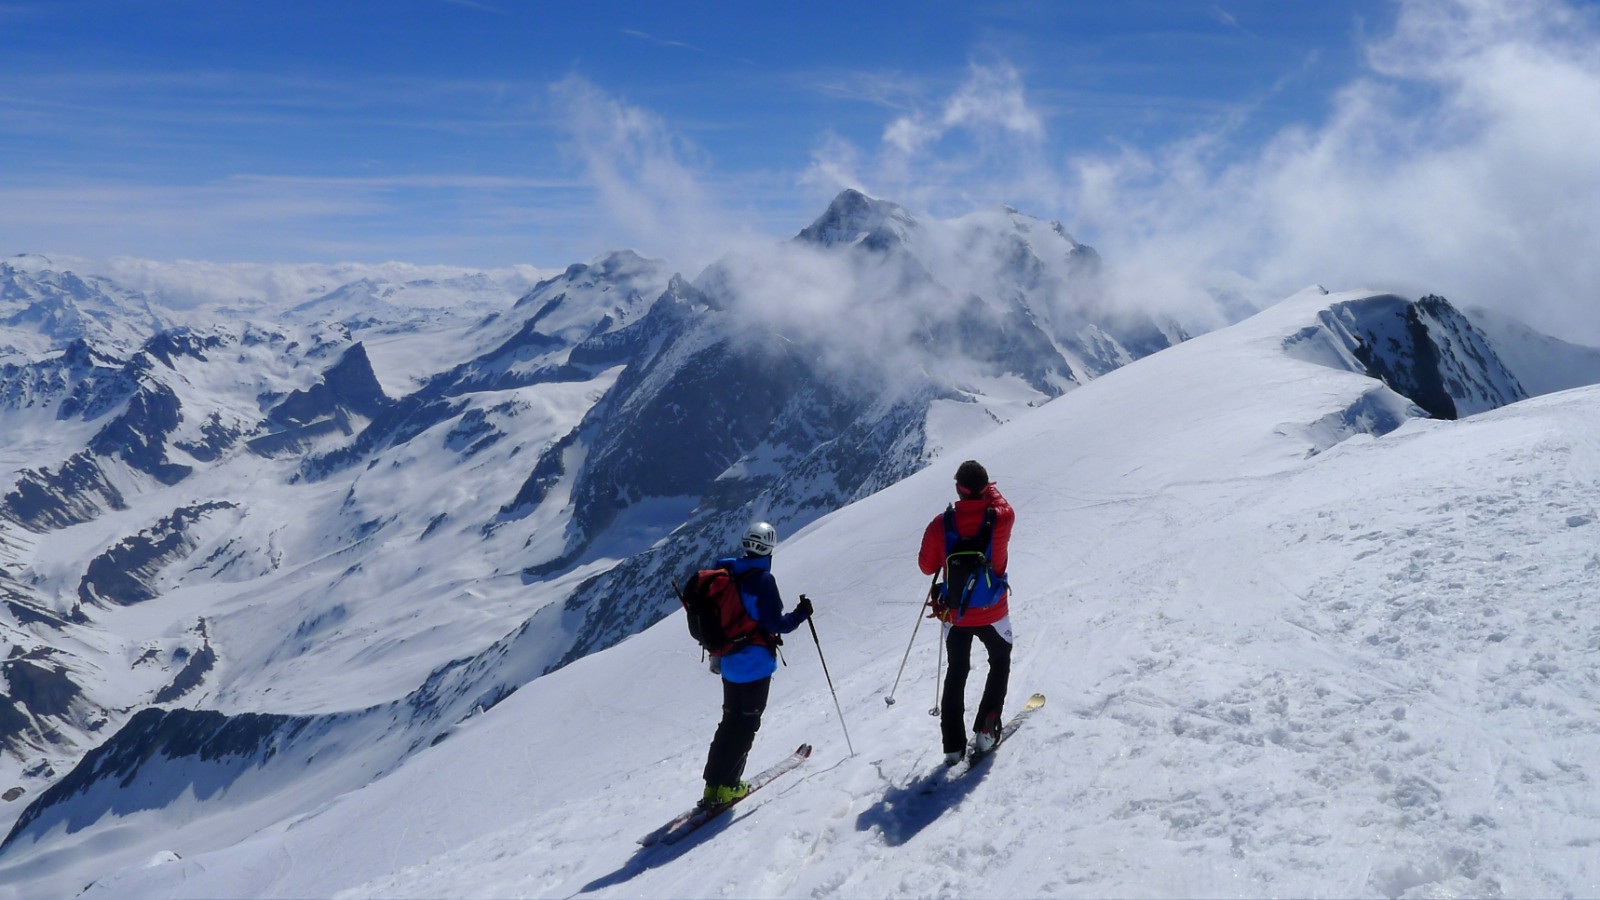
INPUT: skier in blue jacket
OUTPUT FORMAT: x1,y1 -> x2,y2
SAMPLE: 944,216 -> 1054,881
702,521 -> 812,806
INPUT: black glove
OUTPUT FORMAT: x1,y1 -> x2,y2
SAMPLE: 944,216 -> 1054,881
795,595 -> 814,620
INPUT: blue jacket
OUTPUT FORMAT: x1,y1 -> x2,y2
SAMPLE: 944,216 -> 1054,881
716,554 -> 806,683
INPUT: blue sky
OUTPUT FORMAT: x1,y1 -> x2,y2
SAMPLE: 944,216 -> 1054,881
2,0 -> 1599,341
2,0 -> 1387,264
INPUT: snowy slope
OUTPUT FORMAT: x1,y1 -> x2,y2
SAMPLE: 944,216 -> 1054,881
0,194 -> 1148,847
0,263 -> 599,832
8,287 -> 1596,898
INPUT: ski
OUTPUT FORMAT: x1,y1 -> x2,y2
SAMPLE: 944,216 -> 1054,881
972,692 -> 1045,761
930,692 -> 1046,784
638,743 -> 813,847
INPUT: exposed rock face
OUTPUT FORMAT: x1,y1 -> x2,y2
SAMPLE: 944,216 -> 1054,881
78,502 -> 236,606
1,453 -> 126,532
1284,293 -> 1525,421
268,343 -> 391,427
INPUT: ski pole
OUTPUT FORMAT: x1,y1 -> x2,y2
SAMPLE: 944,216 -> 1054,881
803,600 -> 855,757
885,573 -> 939,707
931,620 -> 943,717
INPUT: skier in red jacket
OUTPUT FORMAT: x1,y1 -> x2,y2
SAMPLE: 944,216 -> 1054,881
918,459 -> 1015,765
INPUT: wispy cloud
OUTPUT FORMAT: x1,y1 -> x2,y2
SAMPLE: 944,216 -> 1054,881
0,173 -> 594,265
796,0 -> 1600,343
795,70 -> 928,110
0,68 -> 549,124
441,0 -> 508,13
547,74 -> 743,270
1208,5 -> 1253,35
226,174 -> 581,191
803,61 -> 1060,221
620,28 -> 702,52
880,62 -> 1043,154
1061,0 -> 1600,340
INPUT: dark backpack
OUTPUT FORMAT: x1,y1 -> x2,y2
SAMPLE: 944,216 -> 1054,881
941,505 -> 1008,616
676,567 -> 769,657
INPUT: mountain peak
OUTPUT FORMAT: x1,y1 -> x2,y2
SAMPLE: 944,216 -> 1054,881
588,249 -> 660,278
795,189 -> 918,250
3,254 -> 57,274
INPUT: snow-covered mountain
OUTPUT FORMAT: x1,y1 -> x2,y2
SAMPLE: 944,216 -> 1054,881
0,191 -> 1596,897
3,254 -> 553,397
0,260 -> 171,356
2,283 -> 1596,898
3,254 -> 550,319
0,191 -> 1181,845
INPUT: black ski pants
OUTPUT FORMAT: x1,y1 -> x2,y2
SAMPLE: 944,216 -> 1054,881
941,623 -> 1012,753
704,675 -> 771,787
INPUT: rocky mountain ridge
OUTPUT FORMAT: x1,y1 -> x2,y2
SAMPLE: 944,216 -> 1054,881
0,192 -> 1566,852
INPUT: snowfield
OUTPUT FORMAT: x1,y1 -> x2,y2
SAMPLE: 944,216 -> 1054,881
10,287 -> 1596,899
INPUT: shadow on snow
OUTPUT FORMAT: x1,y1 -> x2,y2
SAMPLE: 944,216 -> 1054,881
855,754 -> 993,847
577,756 -> 989,892
575,801 -> 749,894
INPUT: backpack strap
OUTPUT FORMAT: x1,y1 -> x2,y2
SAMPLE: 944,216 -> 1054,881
975,506 -> 997,556
728,563 -> 779,649
943,504 -> 997,551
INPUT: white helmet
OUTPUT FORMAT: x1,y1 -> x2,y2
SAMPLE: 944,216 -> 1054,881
741,521 -> 777,557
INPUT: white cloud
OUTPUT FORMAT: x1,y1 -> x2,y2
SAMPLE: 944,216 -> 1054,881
806,62 -> 1061,220
801,133 -> 867,196
1062,0 -> 1600,341
797,0 -> 1600,345
881,63 -> 1043,154
942,64 -> 1046,139
548,75 -> 740,272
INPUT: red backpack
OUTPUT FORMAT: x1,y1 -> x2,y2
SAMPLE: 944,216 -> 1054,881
676,567 -> 771,657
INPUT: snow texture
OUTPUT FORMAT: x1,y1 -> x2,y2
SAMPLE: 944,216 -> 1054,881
0,195 -> 1168,847
1,193 -> 1598,897
1,284 -> 1597,898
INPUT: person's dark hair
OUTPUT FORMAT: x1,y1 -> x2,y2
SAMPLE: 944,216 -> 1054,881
955,460 -> 989,497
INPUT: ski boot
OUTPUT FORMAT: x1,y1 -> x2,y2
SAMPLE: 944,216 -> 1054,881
700,781 -> 751,808
973,711 -> 1002,754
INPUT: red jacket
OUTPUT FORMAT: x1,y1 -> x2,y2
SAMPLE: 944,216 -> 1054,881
919,483 -> 1014,626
